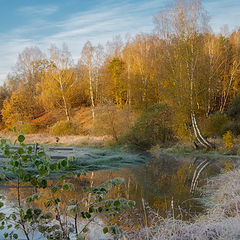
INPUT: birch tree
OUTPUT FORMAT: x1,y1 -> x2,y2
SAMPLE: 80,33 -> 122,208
154,0 -> 213,148
80,41 -> 105,119
41,44 -> 76,121
219,33 -> 240,112
203,34 -> 226,115
122,34 -> 163,108
80,41 -> 96,120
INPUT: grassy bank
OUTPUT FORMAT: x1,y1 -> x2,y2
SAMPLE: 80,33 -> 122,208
151,137 -> 240,157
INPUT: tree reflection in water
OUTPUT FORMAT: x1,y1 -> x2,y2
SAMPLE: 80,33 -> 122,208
0,153 -> 231,234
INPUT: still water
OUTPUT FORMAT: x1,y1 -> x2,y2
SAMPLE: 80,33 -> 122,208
0,148 -> 239,239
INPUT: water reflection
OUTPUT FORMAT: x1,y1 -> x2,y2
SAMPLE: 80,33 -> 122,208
1,153 -> 238,225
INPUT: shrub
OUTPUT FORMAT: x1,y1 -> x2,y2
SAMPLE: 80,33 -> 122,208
50,120 -> 82,136
223,161 -> 233,173
221,120 -> 240,136
203,112 -> 228,137
122,104 -> 174,150
223,130 -> 234,149
92,105 -> 137,142
227,94 -> 240,120
19,122 -> 37,134
221,94 -> 240,136
9,121 -> 37,134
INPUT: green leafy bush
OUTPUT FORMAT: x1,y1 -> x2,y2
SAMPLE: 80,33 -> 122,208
50,120 -> 82,136
121,104 -> 174,150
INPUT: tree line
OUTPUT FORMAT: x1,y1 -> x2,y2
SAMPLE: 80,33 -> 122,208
0,0 -> 239,143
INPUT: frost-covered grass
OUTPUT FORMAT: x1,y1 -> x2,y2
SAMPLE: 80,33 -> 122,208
203,168 -> 240,216
0,146 -> 147,179
125,215 -> 240,240
123,168 -> 240,240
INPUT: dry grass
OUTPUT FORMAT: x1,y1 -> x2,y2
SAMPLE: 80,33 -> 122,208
0,107 -> 111,146
3,107 -> 94,134
71,106 -> 93,132
0,132 -> 112,146
30,109 -> 65,131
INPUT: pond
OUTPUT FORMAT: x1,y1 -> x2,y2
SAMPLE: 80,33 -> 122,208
0,146 -> 239,239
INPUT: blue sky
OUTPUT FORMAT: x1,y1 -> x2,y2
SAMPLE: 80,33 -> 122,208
0,0 -> 239,84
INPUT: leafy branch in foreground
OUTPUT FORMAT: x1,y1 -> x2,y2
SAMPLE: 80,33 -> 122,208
0,131 -> 135,240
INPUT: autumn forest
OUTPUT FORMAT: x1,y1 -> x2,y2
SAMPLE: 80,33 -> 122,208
0,0 -> 240,148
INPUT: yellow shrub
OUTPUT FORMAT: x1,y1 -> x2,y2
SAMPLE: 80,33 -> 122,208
224,161 -> 233,173
49,120 -> 82,136
223,131 -> 234,148
18,122 -> 37,134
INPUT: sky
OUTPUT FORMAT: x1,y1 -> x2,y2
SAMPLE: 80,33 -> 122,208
0,0 -> 239,84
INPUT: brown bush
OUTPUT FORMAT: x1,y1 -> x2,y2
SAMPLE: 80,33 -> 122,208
92,105 -> 137,142
49,120 -> 83,136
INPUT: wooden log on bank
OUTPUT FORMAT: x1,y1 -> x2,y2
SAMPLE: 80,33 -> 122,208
0,155 -> 67,160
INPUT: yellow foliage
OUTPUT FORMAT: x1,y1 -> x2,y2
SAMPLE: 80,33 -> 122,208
223,131 -> 234,148
1,87 -> 42,129
49,120 -> 82,136
224,161 -> 233,173
172,110 -> 192,142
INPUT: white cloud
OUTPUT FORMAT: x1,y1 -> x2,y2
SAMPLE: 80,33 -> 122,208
1,0 -> 239,84
0,38 -> 36,83
203,0 -> 240,33
0,0 -> 163,84
17,5 -> 58,16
